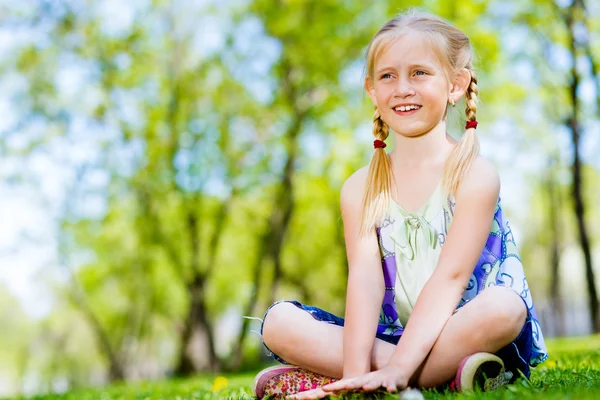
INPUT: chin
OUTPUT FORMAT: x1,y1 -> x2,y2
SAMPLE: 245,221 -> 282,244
392,120 -> 442,138
397,131 -> 428,138
391,127 -> 429,138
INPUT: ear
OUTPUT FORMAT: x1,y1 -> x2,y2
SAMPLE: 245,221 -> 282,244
364,75 -> 377,105
449,68 -> 471,103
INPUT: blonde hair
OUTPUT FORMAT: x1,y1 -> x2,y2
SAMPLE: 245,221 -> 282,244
360,10 -> 479,236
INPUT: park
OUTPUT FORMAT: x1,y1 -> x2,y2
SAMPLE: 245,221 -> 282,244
1,0 -> 599,399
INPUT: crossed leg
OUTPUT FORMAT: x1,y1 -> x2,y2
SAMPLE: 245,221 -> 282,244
261,285 -> 527,388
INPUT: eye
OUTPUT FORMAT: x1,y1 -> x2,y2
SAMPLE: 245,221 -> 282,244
380,73 -> 393,79
415,70 -> 427,76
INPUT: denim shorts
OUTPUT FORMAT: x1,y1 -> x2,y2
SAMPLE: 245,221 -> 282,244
259,299 -> 533,381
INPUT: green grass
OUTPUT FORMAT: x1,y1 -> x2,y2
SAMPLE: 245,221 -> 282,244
11,335 -> 600,399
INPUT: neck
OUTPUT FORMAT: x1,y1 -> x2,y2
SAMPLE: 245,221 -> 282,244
389,121 -> 455,168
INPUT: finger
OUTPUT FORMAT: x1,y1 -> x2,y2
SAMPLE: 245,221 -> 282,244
362,374 -> 384,391
349,378 -> 370,391
288,389 -> 313,399
321,382 -> 341,391
379,378 -> 391,392
288,388 -> 324,400
316,388 -> 331,399
363,379 -> 382,391
307,388 -> 328,399
384,381 -> 397,392
322,379 -> 356,391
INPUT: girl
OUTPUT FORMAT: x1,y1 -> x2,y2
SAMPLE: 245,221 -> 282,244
252,10 -> 547,399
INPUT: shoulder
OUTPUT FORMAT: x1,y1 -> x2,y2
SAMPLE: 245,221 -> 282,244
455,156 -> 500,206
340,165 -> 370,211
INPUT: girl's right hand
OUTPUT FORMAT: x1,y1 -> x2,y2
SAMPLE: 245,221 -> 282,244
322,364 -> 409,394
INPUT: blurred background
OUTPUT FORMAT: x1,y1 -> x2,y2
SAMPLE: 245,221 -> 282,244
0,0 -> 599,397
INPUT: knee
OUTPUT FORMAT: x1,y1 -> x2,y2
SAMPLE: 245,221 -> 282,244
478,286 -> 527,340
262,302 -> 297,350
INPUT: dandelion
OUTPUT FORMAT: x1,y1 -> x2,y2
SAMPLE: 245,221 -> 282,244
211,376 -> 228,392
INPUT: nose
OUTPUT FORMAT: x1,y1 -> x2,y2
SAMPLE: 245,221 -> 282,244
394,76 -> 416,98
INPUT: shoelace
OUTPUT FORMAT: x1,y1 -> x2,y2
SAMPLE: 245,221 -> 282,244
484,371 -> 513,391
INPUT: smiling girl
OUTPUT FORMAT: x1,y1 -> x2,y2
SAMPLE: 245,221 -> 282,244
252,10 -> 547,399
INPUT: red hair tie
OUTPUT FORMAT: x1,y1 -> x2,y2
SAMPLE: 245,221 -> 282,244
374,139 -> 386,149
465,120 -> 478,130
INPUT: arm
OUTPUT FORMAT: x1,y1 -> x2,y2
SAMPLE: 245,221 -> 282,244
386,158 -> 501,379
340,169 -> 385,378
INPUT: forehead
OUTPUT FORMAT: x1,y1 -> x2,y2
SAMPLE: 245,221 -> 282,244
375,30 -> 444,71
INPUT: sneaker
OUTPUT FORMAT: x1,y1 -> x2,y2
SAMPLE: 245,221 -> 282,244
253,365 -> 338,399
450,352 -> 513,392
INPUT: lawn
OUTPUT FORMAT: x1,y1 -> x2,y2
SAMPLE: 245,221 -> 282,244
11,335 -> 600,400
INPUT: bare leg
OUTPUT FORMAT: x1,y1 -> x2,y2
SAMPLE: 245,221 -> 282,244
262,286 -> 527,386
261,302 -> 396,378
412,285 -> 527,388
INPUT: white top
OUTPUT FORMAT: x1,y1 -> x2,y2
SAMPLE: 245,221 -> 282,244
378,181 -> 452,326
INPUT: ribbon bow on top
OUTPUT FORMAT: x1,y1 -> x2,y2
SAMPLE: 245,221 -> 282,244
389,215 -> 439,261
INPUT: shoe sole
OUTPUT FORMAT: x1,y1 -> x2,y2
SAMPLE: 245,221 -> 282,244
456,352 -> 511,392
253,365 -> 300,399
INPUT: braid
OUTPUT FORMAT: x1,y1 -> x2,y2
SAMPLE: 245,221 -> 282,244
442,70 -> 480,195
359,107 -> 393,236
373,108 -> 389,140
465,73 -> 478,122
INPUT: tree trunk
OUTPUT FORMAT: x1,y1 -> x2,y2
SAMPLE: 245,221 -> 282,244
73,289 -> 126,381
580,0 -> 600,114
174,276 -> 219,375
174,209 -> 220,376
229,115 -> 302,368
266,68 -> 304,306
266,150 -> 297,307
231,65 -> 306,366
564,1 -> 599,332
59,168 -> 127,382
546,155 -> 565,336
230,237 -> 268,369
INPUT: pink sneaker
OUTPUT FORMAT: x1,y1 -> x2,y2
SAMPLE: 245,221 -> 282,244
450,352 -> 513,392
253,365 -> 338,399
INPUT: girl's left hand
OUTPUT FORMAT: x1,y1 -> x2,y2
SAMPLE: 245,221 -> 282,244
288,365 -> 409,399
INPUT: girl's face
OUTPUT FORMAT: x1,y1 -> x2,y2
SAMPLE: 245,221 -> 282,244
365,31 -> 467,138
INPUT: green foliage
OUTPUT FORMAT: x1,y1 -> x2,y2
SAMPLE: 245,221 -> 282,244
0,285 -> 32,391
2,0 -> 599,395
9,335 -> 600,399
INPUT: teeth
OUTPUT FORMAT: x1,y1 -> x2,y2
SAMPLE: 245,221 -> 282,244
395,105 -> 420,111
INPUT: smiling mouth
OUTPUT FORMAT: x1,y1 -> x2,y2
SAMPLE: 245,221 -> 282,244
393,105 -> 422,112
